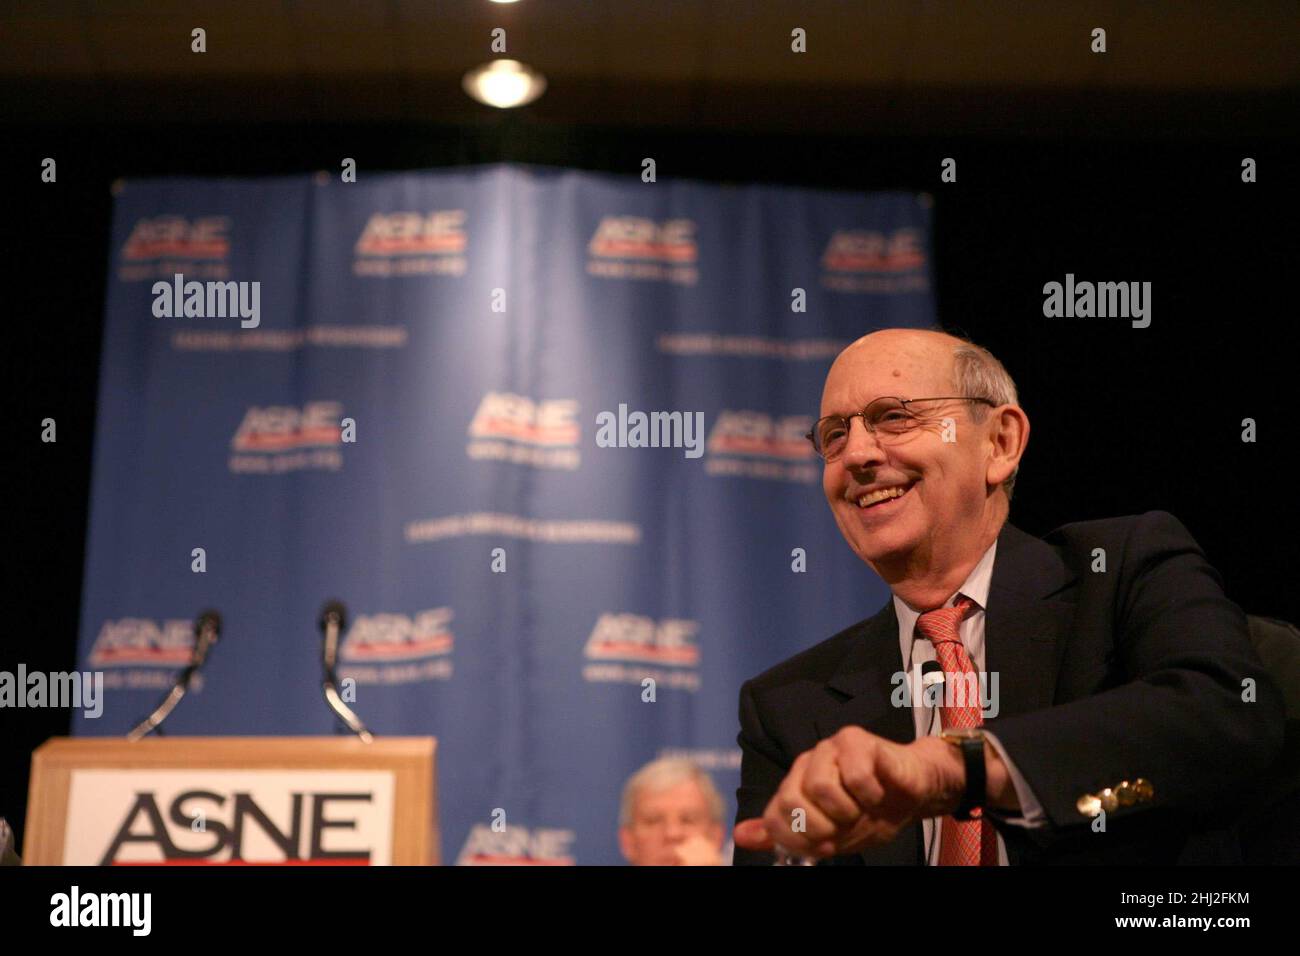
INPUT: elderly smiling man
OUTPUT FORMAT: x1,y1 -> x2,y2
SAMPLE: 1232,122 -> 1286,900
732,328 -> 1284,865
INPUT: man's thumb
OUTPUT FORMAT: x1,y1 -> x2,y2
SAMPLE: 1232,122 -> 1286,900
733,818 -> 774,850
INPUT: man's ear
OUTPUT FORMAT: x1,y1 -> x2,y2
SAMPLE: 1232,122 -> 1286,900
618,826 -> 636,864
986,405 -> 1029,488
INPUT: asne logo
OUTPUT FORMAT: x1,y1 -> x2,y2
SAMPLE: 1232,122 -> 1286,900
355,211 -> 467,256
706,411 -> 814,460
584,613 -> 700,667
231,401 -> 343,453
99,790 -> 373,865
821,229 -> 925,273
89,619 -> 193,668
467,392 -> 579,447
456,823 -> 575,865
588,216 -> 697,262
123,216 -> 230,261
340,609 -> 455,663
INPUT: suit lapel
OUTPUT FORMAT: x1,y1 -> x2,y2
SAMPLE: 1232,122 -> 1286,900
814,602 -> 923,865
811,520 -> 1077,865
815,603 -> 911,742
983,521 -> 1077,722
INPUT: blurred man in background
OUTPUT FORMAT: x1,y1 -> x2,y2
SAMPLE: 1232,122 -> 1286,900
619,758 -> 727,865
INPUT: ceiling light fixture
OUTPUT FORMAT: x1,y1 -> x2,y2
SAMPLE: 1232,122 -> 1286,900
462,59 -> 547,108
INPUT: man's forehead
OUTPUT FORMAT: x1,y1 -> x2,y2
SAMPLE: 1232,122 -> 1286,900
637,780 -> 707,807
820,356 -> 949,415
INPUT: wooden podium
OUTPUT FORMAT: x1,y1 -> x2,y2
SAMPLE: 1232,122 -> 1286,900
25,737 -> 438,866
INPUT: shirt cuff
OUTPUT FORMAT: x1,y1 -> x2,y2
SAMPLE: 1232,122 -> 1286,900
981,731 -> 1049,829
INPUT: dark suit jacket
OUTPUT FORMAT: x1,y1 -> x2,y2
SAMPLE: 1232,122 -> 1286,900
734,511 -> 1286,865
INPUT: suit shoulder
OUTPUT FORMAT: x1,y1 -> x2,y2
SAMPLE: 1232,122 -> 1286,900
1044,510 -> 1197,552
743,613 -> 879,694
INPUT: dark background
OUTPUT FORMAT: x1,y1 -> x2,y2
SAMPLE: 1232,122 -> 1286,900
2,1 -> 1297,854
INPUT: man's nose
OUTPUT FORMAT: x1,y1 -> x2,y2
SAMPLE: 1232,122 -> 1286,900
839,415 -> 887,469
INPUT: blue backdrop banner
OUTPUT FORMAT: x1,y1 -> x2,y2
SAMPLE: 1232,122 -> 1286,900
75,163 -> 935,864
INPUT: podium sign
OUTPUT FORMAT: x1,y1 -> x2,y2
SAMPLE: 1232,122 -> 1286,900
25,737 -> 437,866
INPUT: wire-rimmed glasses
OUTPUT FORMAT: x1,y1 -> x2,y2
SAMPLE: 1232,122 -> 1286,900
807,396 -> 997,462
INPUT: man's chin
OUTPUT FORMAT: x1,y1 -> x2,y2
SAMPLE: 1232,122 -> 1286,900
851,528 -> 917,567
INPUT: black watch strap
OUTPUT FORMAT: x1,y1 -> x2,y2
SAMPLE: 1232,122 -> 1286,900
954,736 -> 985,821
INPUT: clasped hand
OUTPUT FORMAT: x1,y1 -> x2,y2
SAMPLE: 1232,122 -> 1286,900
733,727 -> 969,859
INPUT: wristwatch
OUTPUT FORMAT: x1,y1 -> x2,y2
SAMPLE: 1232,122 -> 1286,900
940,728 -> 986,820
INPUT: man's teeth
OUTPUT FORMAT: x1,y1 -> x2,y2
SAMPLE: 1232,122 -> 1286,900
858,485 -> 909,507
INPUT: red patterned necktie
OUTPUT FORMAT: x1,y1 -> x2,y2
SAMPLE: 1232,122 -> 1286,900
914,596 -> 998,866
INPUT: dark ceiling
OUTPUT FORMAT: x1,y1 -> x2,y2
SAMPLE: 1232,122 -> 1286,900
2,0 -> 1297,135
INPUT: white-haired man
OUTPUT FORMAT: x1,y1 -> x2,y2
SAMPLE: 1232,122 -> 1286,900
619,758 -> 727,865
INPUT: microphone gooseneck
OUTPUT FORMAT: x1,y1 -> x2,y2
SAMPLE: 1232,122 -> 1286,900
318,599 -> 373,743
126,608 -> 222,741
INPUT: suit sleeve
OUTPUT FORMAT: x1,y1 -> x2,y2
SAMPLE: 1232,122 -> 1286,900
981,731 -> 1049,827
733,678 -> 790,865
986,511 -> 1285,846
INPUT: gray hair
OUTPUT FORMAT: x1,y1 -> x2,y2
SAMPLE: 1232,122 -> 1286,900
619,757 -> 724,828
951,337 -> 1020,502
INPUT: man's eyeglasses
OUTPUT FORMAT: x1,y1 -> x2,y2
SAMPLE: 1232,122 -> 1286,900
807,396 -> 997,461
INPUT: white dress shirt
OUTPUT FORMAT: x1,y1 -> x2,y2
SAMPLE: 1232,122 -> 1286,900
892,539 -> 1048,865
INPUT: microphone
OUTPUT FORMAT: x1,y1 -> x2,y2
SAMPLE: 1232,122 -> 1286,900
921,659 -> 945,698
319,600 -> 347,672
921,660 -> 944,736
317,599 -> 373,743
192,609 -> 222,668
127,608 -> 222,741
